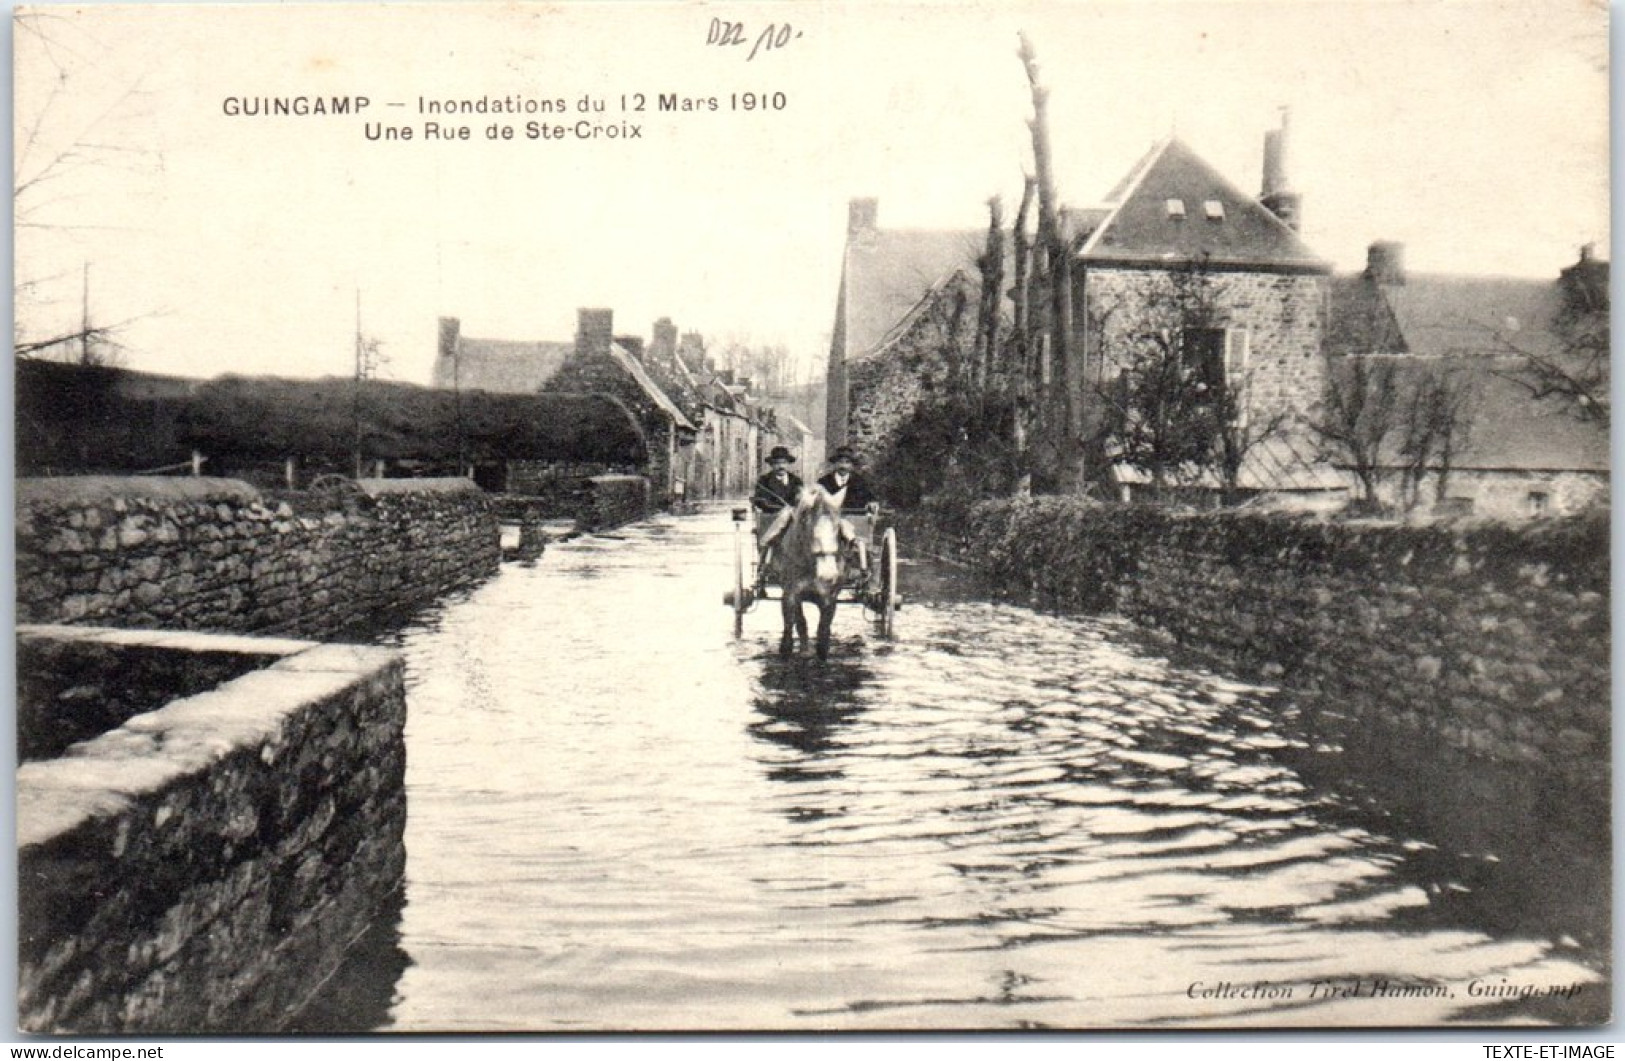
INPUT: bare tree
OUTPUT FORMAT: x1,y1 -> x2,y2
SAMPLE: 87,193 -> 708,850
1007,176 -> 1038,494
973,196 -> 1005,396
1211,370 -> 1292,505
1497,275 -> 1609,429
1018,33 -> 1080,476
15,11 -> 160,363
1091,260 -> 1268,495
1397,362 -> 1476,510
1312,352 -> 1401,507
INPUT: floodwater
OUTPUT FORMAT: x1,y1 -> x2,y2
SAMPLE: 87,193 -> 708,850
299,505 -> 1607,1032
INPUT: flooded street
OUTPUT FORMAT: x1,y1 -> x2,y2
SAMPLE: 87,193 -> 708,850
306,505 -> 1604,1031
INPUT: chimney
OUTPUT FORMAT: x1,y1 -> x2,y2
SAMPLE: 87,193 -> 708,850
614,335 -> 646,362
437,316 -> 461,361
1560,243 -> 1609,313
848,197 -> 878,236
679,331 -> 708,376
651,317 -> 679,370
1365,241 -> 1406,286
1260,108 -> 1303,232
577,308 -> 614,360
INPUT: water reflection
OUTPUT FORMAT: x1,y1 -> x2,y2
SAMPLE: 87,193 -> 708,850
750,654 -> 872,758
303,507 -> 1606,1031
283,887 -> 411,1034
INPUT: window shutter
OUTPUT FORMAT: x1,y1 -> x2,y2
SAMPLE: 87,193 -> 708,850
1223,328 -> 1251,380
1225,329 -> 1251,430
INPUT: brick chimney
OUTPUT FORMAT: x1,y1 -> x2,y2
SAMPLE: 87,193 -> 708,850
651,317 -> 679,372
1259,108 -> 1303,233
848,197 -> 878,236
577,308 -> 614,360
437,316 -> 461,361
1365,241 -> 1406,286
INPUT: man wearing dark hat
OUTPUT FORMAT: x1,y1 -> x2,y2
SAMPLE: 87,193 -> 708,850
817,445 -> 875,513
752,445 -> 803,514
753,445 -> 803,585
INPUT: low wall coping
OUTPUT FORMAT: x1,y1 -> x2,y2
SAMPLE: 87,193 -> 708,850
16,476 -> 262,506
18,624 -> 318,658
17,633 -> 400,851
356,477 -> 483,497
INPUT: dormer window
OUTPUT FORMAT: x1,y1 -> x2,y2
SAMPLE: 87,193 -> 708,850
1165,198 -> 1186,220
1204,200 -> 1225,221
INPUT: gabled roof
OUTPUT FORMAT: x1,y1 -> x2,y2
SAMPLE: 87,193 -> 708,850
837,228 -> 985,362
431,337 -> 573,393
1078,137 -> 1328,272
1328,271 -> 1608,473
1451,359 -> 1608,472
1383,276 -> 1565,360
1327,272 -> 1582,363
608,342 -> 695,431
637,345 -> 707,423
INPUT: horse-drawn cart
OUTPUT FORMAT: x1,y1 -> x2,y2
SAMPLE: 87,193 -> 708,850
724,503 -> 900,638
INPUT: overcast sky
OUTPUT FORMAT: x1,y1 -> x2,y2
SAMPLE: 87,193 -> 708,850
12,0 -> 1610,386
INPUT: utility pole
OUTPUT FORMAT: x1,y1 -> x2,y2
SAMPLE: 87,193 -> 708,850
79,262 -> 91,365
353,288 -> 364,479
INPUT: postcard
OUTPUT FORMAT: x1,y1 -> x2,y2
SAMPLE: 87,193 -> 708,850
13,0 -> 1611,1036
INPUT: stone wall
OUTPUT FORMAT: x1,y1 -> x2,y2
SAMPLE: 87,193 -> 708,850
582,474 -> 651,531
1371,467 -> 1609,522
1082,266 -> 1328,429
16,476 -> 499,639
927,497 -> 1608,803
17,627 -> 407,1033
844,273 -> 978,470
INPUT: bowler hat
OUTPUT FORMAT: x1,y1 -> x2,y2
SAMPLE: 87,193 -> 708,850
830,445 -> 859,463
766,445 -> 796,464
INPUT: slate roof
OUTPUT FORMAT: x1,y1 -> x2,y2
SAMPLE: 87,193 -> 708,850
1327,271 -> 1608,473
1078,138 -> 1328,272
836,228 -> 986,363
636,347 -> 708,423
431,337 -> 573,394
607,342 -> 695,431
1114,433 -> 1347,493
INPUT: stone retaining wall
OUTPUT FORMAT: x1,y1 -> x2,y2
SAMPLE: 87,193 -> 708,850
16,476 -> 500,639
17,627 -> 407,1033
581,474 -> 650,531
921,497 -> 1609,807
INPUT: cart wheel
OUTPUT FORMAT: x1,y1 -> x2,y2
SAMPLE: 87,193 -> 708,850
877,528 -> 899,636
727,514 -> 751,633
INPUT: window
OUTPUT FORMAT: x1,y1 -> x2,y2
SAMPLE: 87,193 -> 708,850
1204,200 -> 1226,221
1182,326 -> 1252,425
1165,198 -> 1186,219
1527,491 -> 1550,517
1181,327 -> 1227,394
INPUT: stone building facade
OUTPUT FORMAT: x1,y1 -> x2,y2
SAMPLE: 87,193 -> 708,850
1070,127 -> 1336,496
1081,266 -> 1329,435
842,269 -> 980,464
542,308 -> 696,502
1324,244 -> 1610,520
825,115 -> 1341,502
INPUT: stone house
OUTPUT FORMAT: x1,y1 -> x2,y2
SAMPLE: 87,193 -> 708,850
435,312 -> 786,503
824,198 -> 986,465
432,319 -> 572,394
542,309 -> 697,502
1324,243 -> 1609,519
825,116 -> 1343,503
1070,121 -> 1340,499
